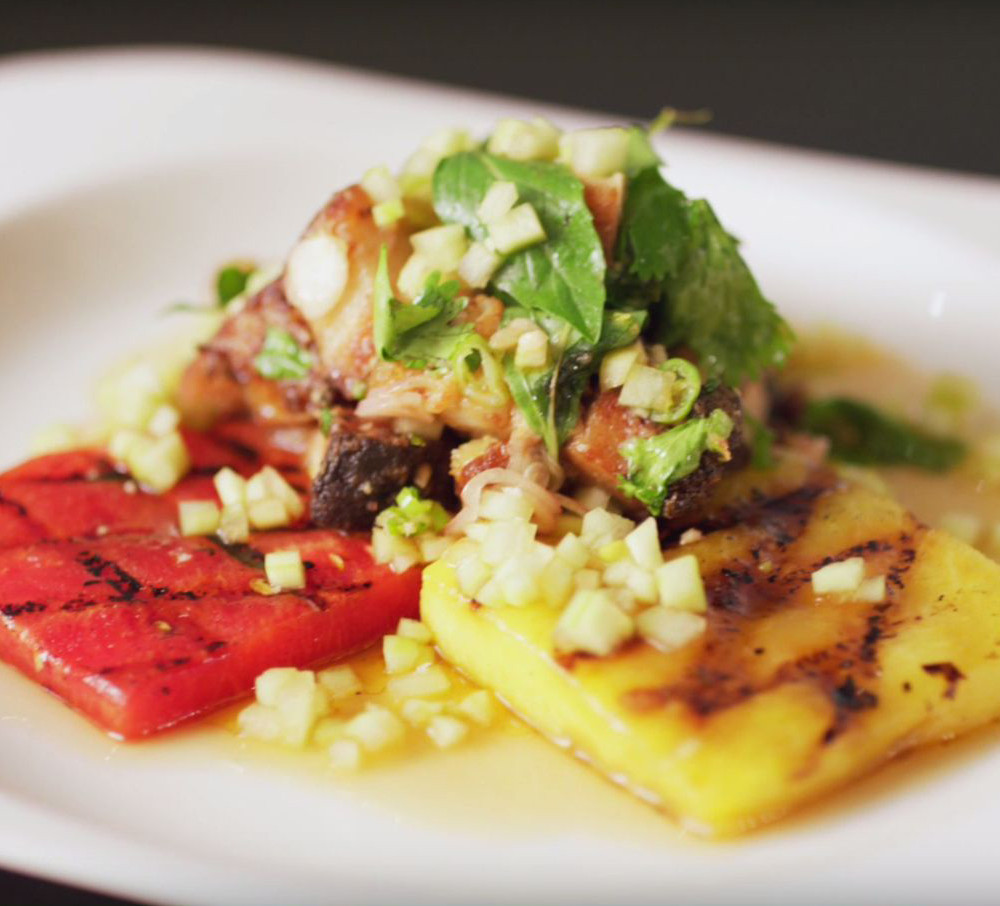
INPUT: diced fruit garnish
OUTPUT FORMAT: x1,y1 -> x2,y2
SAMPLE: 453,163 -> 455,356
400,698 -> 445,726
655,554 -> 708,613
426,714 -> 468,748
264,550 -> 306,591
147,403 -> 181,437
479,488 -> 535,522
250,668 -> 326,747
373,198 -> 405,228
386,665 -> 451,698
245,466 -> 304,520
454,689 -> 494,726
344,704 -> 405,752
213,467 -> 247,507
555,533 -> 590,569
487,117 -> 561,161
458,241 -> 501,288
599,341 -> 647,391
126,431 -> 191,493
624,518 -> 663,571
581,508 -> 635,549
248,498 -> 288,531
488,203 -> 547,255
396,617 -> 433,644
619,363 -> 673,410
178,500 -> 221,537
397,252 -> 435,301
553,589 -> 635,656
317,665 -> 362,699
383,634 -> 434,674
218,502 -> 250,543
410,223 -> 469,272
559,127 -> 630,179
477,180 -> 519,223
811,557 -> 865,595
853,575 -> 887,604
635,606 -> 707,652
361,164 -> 401,204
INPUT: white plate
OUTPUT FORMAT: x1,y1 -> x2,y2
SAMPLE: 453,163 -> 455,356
2,48 -> 1000,906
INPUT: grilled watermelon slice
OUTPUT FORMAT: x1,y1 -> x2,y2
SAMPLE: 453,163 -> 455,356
0,423 -> 419,738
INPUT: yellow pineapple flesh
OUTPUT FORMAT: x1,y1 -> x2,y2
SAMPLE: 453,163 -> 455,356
422,477 -> 1000,836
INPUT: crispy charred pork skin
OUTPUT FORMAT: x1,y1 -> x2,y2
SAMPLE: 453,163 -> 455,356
177,186 -> 412,428
311,412 -> 455,531
564,385 -> 746,521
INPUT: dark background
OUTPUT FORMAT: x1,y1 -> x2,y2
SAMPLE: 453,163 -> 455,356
2,0 -> 998,903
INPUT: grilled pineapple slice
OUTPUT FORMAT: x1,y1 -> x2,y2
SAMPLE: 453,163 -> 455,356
422,480 -> 1000,836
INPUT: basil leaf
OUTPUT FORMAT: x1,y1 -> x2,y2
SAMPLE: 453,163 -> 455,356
254,327 -> 314,380
502,307 -> 646,457
433,151 -> 606,342
216,264 -> 253,306
803,397 -> 966,471
373,246 -> 472,369
619,408 -> 735,514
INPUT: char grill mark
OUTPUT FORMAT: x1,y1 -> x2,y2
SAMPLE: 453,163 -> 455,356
0,425 -> 423,737
311,413 -> 455,531
621,481 -> 926,742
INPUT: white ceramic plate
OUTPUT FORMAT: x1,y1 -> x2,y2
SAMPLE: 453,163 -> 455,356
2,48 -> 1000,906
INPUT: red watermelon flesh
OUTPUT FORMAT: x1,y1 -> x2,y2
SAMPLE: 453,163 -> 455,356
0,423 -> 420,738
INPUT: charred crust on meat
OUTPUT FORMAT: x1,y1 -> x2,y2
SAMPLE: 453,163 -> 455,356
658,385 -> 748,521
311,412 -> 455,531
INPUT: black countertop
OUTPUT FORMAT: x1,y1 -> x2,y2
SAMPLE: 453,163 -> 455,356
2,1 -> 998,903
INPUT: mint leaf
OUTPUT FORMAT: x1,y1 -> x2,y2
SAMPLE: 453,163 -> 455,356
373,246 -> 472,369
502,307 -> 646,457
803,397 -> 966,471
433,151 -> 606,342
619,408 -> 734,514
616,166 -> 690,283
659,199 -> 793,386
254,327 -> 314,380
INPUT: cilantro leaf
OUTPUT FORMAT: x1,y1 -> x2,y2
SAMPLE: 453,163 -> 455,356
619,408 -> 735,514
373,246 -> 473,369
659,199 -> 793,386
502,307 -> 646,457
433,151 -> 606,342
803,397 -> 966,471
254,327 -> 314,380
